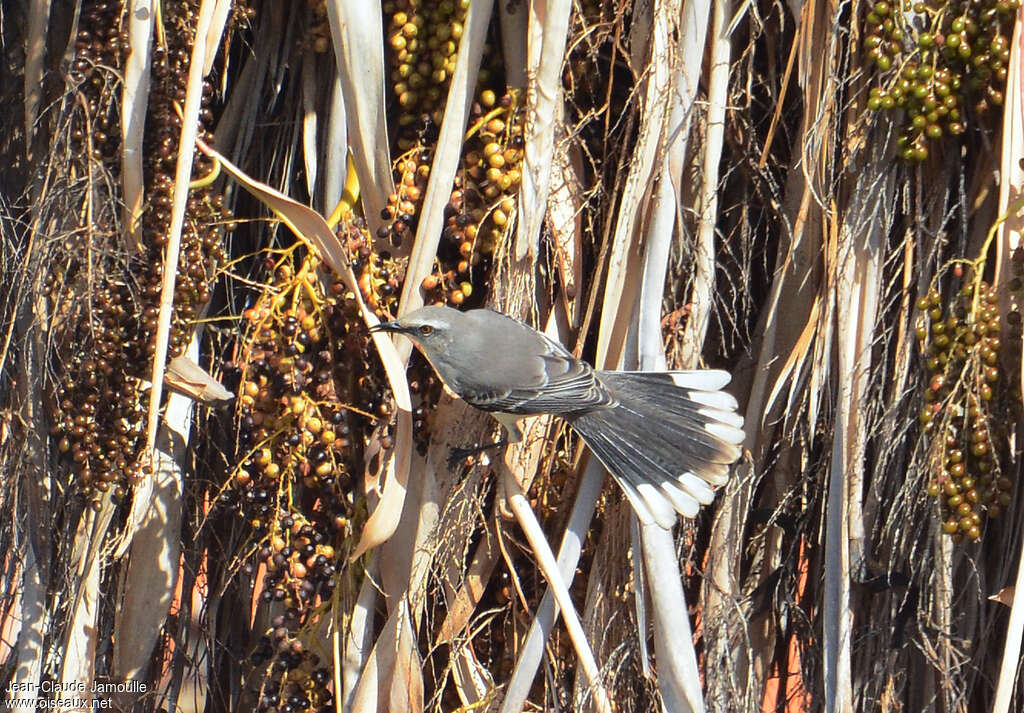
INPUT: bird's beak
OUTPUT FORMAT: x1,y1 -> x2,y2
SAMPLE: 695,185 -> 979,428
368,320 -> 401,334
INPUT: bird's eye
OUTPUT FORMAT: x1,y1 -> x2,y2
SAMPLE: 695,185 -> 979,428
419,324 -> 434,336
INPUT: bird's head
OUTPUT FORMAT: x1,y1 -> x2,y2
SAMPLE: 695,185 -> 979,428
368,306 -> 460,354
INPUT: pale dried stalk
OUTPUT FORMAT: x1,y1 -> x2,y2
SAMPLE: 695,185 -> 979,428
349,450 -> 432,713
514,0 -> 571,258
24,0 -> 50,154
991,19 -> 1024,713
6,295 -> 50,708
992,527 -> 1024,713
637,0 -> 686,373
121,0 -> 153,250
825,203 -> 883,713
640,523 -> 704,713
59,571 -> 99,698
202,0 -> 233,75
632,9 -> 709,705
7,516 -> 46,712
59,506 -> 112,699
679,0 -> 728,365
501,467 -> 613,713
111,388 -> 191,704
341,555 -> 378,712
130,0 -> 220,553
325,0 -> 394,240
498,456 -> 604,713
322,76 -> 348,213
811,6 -> 851,712
301,47 -> 320,200
348,600 -> 424,713
594,0 -> 665,368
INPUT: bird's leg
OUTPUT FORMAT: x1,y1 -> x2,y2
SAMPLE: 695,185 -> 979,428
447,439 -> 509,468
447,414 -> 522,468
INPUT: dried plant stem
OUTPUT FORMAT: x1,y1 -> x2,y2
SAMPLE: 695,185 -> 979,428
499,456 -> 604,713
992,530 -> 1024,713
132,0 -> 218,553
500,467 -> 613,713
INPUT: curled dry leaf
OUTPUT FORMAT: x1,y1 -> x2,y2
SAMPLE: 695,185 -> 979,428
194,138 -> 415,558
990,586 -> 1015,608
164,355 -> 234,407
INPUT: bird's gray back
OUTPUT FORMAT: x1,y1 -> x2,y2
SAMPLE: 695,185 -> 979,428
429,309 -> 613,415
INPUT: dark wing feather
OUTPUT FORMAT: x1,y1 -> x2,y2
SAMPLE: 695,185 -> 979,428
466,354 -> 612,414
453,321 -> 614,415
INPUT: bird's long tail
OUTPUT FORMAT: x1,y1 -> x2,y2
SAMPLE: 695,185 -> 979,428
568,370 -> 744,528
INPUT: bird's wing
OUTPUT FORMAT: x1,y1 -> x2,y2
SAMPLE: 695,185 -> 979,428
458,332 -> 614,415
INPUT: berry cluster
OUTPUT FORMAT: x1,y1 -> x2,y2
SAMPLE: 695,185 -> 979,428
864,0 -> 1019,160
387,0 -> 468,145
356,233 -> 406,318
422,89 -> 525,306
373,0 -> 470,253
305,0 -> 332,54
249,609 -> 333,713
50,0 -> 233,508
251,516 -> 340,608
227,250 -> 373,708
916,271 -> 1019,540
231,254 -> 360,529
